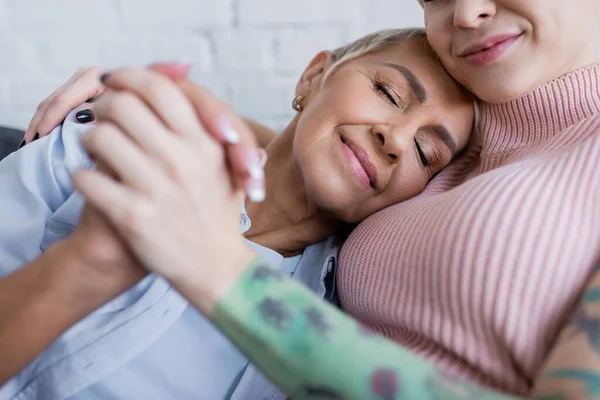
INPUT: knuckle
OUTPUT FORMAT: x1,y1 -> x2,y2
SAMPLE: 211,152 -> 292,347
88,124 -> 117,149
144,74 -> 172,99
87,66 -> 104,77
121,199 -> 154,236
48,96 -> 66,111
106,92 -> 138,118
36,98 -> 50,112
169,153 -> 198,182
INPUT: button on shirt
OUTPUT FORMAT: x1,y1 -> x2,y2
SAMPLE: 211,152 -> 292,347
0,108 -> 342,400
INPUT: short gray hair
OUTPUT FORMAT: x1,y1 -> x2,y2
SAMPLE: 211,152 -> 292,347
326,28 -> 431,79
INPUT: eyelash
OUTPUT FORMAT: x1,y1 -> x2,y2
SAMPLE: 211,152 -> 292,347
414,139 -> 430,168
373,80 -> 399,107
370,76 -> 431,169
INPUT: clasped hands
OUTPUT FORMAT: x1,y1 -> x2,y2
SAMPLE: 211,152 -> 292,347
65,65 -> 261,315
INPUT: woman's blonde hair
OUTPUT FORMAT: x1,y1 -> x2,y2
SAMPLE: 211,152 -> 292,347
325,28 -> 432,80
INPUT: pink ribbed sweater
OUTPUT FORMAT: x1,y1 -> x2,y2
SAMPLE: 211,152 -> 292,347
338,65 -> 600,395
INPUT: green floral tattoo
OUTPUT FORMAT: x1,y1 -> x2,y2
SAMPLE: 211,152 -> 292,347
211,258 -> 519,400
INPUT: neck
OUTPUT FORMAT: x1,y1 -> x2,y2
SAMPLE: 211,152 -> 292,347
244,117 -> 340,257
478,63 -> 600,156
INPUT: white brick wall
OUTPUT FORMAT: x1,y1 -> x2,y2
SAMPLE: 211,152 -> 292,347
0,0 -> 425,130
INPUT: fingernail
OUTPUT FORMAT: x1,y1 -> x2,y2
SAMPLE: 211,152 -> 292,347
18,139 -> 25,149
100,73 -> 111,84
76,109 -> 96,124
33,133 -> 40,141
174,58 -> 192,73
248,187 -> 266,203
258,148 -> 268,168
249,164 -> 264,180
219,117 -> 240,144
247,148 -> 264,179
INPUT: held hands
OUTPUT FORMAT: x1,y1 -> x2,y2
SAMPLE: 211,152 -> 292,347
24,64 -> 264,199
23,64 -> 188,143
72,68 -> 258,313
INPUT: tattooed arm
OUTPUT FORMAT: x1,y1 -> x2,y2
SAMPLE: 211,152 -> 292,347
206,257 -> 600,399
204,258 -> 518,400
532,259 -> 600,400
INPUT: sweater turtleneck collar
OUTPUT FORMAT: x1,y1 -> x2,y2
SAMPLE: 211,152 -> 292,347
477,64 -> 600,157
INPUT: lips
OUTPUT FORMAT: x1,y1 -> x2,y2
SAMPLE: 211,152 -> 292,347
341,136 -> 378,190
458,33 -> 522,66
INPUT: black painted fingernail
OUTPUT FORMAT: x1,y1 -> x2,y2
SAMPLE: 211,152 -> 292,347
33,133 -> 40,141
100,73 -> 110,84
76,109 -> 95,124
18,139 -> 26,149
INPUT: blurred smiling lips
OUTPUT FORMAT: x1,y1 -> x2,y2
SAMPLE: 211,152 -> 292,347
340,135 -> 378,190
459,32 -> 523,66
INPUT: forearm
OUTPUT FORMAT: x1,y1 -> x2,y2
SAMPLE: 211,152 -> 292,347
533,259 -> 600,399
0,240 -> 131,385
200,258 -> 519,400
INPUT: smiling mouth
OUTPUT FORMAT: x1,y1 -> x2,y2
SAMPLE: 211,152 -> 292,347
340,136 -> 377,190
459,33 -> 523,66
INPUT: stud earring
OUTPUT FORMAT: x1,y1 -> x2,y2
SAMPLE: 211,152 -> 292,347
292,95 -> 305,112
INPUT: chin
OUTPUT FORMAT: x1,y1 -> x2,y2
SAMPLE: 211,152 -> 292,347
465,65 -> 541,104
305,182 -> 364,223
468,78 -> 532,104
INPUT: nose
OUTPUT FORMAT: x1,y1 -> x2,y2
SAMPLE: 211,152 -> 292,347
453,0 -> 496,29
372,124 -> 410,165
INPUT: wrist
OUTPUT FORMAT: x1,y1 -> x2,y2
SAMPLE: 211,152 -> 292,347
47,238 -> 140,307
171,243 -> 257,315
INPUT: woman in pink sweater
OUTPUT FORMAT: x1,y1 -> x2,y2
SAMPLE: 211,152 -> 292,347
337,0 -> 600,396
3,0 -> 599,399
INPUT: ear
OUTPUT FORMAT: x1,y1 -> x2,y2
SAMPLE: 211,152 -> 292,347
296,51 -> 334,99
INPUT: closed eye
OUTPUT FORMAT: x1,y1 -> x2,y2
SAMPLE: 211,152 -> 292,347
374,81 -> 398,107
414,139 -> 431,168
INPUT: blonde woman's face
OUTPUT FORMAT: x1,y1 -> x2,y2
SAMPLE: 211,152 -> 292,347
291,42 -> 474,223
422,0 -> 600,103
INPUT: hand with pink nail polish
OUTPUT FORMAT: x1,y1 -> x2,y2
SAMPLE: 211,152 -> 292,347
72,67 -> 258,287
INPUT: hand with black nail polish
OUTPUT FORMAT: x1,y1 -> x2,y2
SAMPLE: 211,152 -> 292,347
23,67 -> 106,144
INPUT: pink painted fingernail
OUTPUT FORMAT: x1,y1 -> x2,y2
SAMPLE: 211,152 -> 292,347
257,148 -> 268,167
219,116 -> 240,144
247,148 -> 264,180
248,187 -> 266,202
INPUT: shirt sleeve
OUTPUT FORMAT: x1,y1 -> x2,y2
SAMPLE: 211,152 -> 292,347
211,258 -> 520,400
0,108 -> 94,275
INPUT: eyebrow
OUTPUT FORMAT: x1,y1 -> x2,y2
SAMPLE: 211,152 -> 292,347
381,62 -> 428,103
431,124 -> 457,156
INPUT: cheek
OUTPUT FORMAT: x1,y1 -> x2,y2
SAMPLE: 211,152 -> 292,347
352,168 -> 428,222
425,26 -> 461,78
383,167 -> 428,205
425,15 -> 451,52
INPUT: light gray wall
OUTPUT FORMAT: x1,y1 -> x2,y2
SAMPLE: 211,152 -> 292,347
0,0 -> 422,127
0,0 -> 425,130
